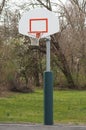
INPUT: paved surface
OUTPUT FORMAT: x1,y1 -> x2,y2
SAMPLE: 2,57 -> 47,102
0,124 -> 86,130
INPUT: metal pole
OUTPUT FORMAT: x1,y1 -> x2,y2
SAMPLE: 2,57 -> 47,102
46,38 -> 50,71
44,37 -> 53,125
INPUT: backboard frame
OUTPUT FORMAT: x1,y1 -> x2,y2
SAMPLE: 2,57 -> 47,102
29,18 -> 48,38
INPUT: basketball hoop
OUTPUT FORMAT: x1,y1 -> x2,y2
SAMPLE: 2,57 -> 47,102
28,31 -> 43,39
18,7 -> 60,125
36,32 -> 41,38
30,37 -> 39,46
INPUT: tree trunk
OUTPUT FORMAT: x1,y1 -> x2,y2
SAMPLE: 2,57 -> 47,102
34,68 -> 40,87
0,0 -> 6,14
51,35 -> 76,89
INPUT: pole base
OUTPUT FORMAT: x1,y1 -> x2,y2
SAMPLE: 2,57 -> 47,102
44,71 -> 53,125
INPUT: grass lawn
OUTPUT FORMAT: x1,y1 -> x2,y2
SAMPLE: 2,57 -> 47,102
0,89 -> 86,124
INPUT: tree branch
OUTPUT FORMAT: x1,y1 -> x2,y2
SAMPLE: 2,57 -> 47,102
36,0 -> 49,9
70,0 -> 86,14
0,0 -> 6,14
36,0 -> 52,10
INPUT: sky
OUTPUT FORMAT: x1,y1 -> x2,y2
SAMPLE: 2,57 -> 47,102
5,0 -> 67,13
8,0 -> 67,4
0,0 -> 67,10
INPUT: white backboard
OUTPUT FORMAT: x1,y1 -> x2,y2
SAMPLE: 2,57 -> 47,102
19,8 -> 59,39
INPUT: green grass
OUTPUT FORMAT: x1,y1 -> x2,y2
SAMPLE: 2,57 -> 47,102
54,90 -> 86,124
0,90 -> 86,124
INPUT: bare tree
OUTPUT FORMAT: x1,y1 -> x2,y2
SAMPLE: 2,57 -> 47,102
0,0 -> 85,90
57,0 -> 86,88
36,0 -> 77,88
70,0 -> 86,14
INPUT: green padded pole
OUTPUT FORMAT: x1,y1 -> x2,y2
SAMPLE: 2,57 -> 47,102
44,71 -> 53,125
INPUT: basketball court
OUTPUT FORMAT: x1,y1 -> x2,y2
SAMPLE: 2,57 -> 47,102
18,8 -> 86,126
0,124 -> 86,130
